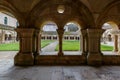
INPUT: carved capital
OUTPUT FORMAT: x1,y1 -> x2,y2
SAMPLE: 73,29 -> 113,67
57,28 -> 65,36
81,29 -> 87,37
87,29 -> 104,38
15,28 -> 35,38
34,29 -> 41,37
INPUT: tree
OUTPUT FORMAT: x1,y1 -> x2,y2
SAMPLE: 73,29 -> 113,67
67,24 -> 79,32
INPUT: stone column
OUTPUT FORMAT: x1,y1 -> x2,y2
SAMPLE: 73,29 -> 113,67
80,29 -> 87,55
33,30 -> 41,56
35,30 -> 41,56
32,31 -> 36,56
87,29 -> 104,66
113,35 -> 118,52
57,28 -> 64,56
118,35 -> 120,54
14,28 -> 34,66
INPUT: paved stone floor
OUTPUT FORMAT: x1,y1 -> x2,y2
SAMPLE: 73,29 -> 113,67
41,41 -> 58,52
1,51 -> 120,80
40,51 -> 81,55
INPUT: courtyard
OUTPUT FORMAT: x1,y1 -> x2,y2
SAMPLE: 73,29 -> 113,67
0,40 -> 114,51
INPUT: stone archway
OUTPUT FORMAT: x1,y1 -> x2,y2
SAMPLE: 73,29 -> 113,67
101,21 -> 119,55
62,21 -> 81,55
40,21 -> 58,55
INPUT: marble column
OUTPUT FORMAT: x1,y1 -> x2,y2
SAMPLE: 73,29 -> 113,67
80,29 -> 87,55
57,28 -> 64,56
87,29 -> 104,66
113,35 -> 118,52
14,28 -> 34,66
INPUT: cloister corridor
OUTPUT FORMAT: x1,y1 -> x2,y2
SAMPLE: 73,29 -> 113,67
2,0 -> 120,80
0,51 -> 120,80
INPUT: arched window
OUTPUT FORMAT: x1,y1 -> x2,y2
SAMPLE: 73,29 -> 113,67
4,17 -> 8,25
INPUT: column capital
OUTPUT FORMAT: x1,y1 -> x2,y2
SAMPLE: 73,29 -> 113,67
34,29 -> 41,36
57,28 -> 65,35
15,28 -> 35,38
81,29 -> 87,36
87,29 -> 105,38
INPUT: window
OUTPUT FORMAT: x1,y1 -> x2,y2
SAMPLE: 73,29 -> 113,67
4,17 -> 8,25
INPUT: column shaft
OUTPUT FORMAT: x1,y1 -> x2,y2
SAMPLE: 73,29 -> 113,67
81,29 -> 87,55
36,32 -> 41,55
33,30 -> 41,56
57,28 -> 64,56
114,35 -> 118,52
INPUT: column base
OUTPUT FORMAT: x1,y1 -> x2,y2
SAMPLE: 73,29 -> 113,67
33,52 -> 40,57
113,50 -> 118,52
82,52 -> 87,56
87,53 -> 102,66
14,52 -> 34,66
58,52 -> 64,56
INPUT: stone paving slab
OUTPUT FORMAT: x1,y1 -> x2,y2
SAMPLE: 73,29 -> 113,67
0,51 -> 120,80
0,59 -> 120,80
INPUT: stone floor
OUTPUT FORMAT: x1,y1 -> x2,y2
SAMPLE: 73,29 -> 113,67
0,51 -> 120,80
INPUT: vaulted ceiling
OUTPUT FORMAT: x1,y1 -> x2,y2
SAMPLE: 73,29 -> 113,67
2,0 -> 115,13
0,0 -> 120,29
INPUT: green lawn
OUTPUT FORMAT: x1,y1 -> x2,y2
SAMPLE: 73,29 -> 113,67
0,40 -> 113,51
101,45 -> 113,51
41,40 -> 54,48
0,42 -> 19,51
56,40 -> 113,51
0,40 -> 54,51
56,40 -> 80,51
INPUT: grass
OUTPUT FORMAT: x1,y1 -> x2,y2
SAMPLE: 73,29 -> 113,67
0,40 -> 54,51
56,40 -> 80,51
56,40 -> 113,51
41,40 -> 54,48
0,42 -> 19,51
101,45 -> 113,51
0,40 -> 113,51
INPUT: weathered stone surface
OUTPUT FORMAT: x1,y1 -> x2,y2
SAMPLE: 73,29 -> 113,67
1,51 -> 120,80
1,59 -> 120,80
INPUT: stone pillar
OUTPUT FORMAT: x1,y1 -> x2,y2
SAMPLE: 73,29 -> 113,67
118,35 -> 120,54
32,31 -> 36,56
57,28 -> 64,56
33,30 -> 41,56
81,29 -> 87,55
113,35 -> 118,52
35,30 -> 41,56
14,28 -> 34,66
87,29 -> 104,66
